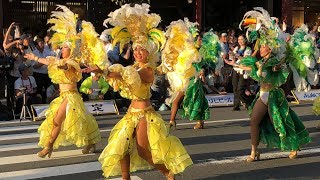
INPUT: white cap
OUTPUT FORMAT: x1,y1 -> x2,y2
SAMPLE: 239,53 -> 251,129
100,33 -> 110,42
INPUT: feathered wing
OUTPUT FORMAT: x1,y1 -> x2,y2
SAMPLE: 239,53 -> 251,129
80,21 -> 110,70
159,19 -> 200,105
287,24 -> 319,91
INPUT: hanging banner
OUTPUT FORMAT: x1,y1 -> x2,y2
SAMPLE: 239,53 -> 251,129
205,93 -> 234,107
31,100 -> 118,121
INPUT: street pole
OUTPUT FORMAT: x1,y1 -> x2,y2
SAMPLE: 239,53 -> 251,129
195,0 -> 202,31
282,0 -> 293,29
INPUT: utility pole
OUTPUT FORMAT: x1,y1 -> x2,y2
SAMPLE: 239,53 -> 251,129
195,0 -> 202,30
282,0 -> 293,28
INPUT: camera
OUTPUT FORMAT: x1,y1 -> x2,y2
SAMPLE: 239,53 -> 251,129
19,87 -> 26,93
0,56 -> 14,70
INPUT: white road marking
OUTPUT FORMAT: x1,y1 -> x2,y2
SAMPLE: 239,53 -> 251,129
177,118 -> 249,126
0,161 -> 142,180
0,129 -> 112,141
0,125 -> 39,133
0,149 -> 95,166
0,142 -> 38,152
196,146 -> 320,165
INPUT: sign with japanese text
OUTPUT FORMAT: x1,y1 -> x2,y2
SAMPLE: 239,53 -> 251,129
205,94 -> 234,107
292,89 -> 320,103
31,100 -> 118,121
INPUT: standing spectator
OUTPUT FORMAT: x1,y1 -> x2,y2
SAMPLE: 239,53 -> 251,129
309,25 -> 319,42
3,22 -> 20,55
227,28 -> 237,51
43,35 -> 53,52
19,34 -> 34,54
100,34 -> 113,54
230,34 -> 252,111
220,32 -> 233,92
32,38 -> 53,103
14,63 -> 41,114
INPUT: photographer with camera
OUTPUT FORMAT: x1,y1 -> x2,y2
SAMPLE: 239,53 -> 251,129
32,38 -> 54,103
14,63 -> 41,114
3,22 -> 20,55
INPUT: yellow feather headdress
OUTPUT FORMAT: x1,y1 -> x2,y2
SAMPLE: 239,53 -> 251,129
48,5 -> 109,69
102,3 -> 165,68
48,5 -> 80,57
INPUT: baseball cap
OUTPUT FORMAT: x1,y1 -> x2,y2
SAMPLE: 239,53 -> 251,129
20,34 -> 28,40
18,63 -> 31,72
221,33 -> 227,37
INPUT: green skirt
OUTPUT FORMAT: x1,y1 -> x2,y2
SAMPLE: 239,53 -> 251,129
249,88 -> 311,151
179,77 -> 210,121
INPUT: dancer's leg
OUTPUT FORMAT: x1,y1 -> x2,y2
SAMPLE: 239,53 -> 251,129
248,98 -> 268,161
136,117 -> 172,178
120,154 -> 131,180
169,91 -> 184,126
38,98 -> 68,155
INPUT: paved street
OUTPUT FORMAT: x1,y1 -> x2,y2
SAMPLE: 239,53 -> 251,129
0,103 -> 319,180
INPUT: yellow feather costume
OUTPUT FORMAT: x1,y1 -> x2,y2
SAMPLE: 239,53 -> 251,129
38,5 -> 101,149
98,4 -> 192,178
159,18 -> 200,104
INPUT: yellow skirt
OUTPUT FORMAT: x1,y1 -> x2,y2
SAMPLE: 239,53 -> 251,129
38,90 -> 101,149
99,106 -> 193,178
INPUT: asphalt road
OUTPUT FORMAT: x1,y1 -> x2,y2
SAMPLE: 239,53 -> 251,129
0,103 -> 319,180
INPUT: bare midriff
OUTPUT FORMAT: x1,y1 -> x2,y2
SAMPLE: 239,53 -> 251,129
59,84 -> 77,92
260,83 -> 275,92
130,99 -> 151,109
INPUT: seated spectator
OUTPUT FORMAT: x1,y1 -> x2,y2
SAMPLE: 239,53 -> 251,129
14,63 -> 41,114
46,84 -> 59,103
239,78 -> 257,110
79,73 -> 109,100
200,69 -> 226,95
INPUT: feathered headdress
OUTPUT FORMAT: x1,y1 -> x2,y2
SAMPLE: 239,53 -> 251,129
47,5 -> 109,69
48,5 -> 80,57
102,3 -> 165,68
199,29 -> 221,70
239,7 -> 284,57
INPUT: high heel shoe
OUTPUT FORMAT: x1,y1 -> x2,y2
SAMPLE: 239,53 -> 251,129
246,151 -> 260,162
289,151 -> 298,159
168,121 -> 177,130
194,121 -> 204,129
82,144 -> 96,154
37,147 -> 53,158
166,172 -> 175,180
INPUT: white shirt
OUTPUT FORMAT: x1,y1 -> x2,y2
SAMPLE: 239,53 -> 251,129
14,76 -> 37,94
32,48 -> 54,74
105,43 -> 113,53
